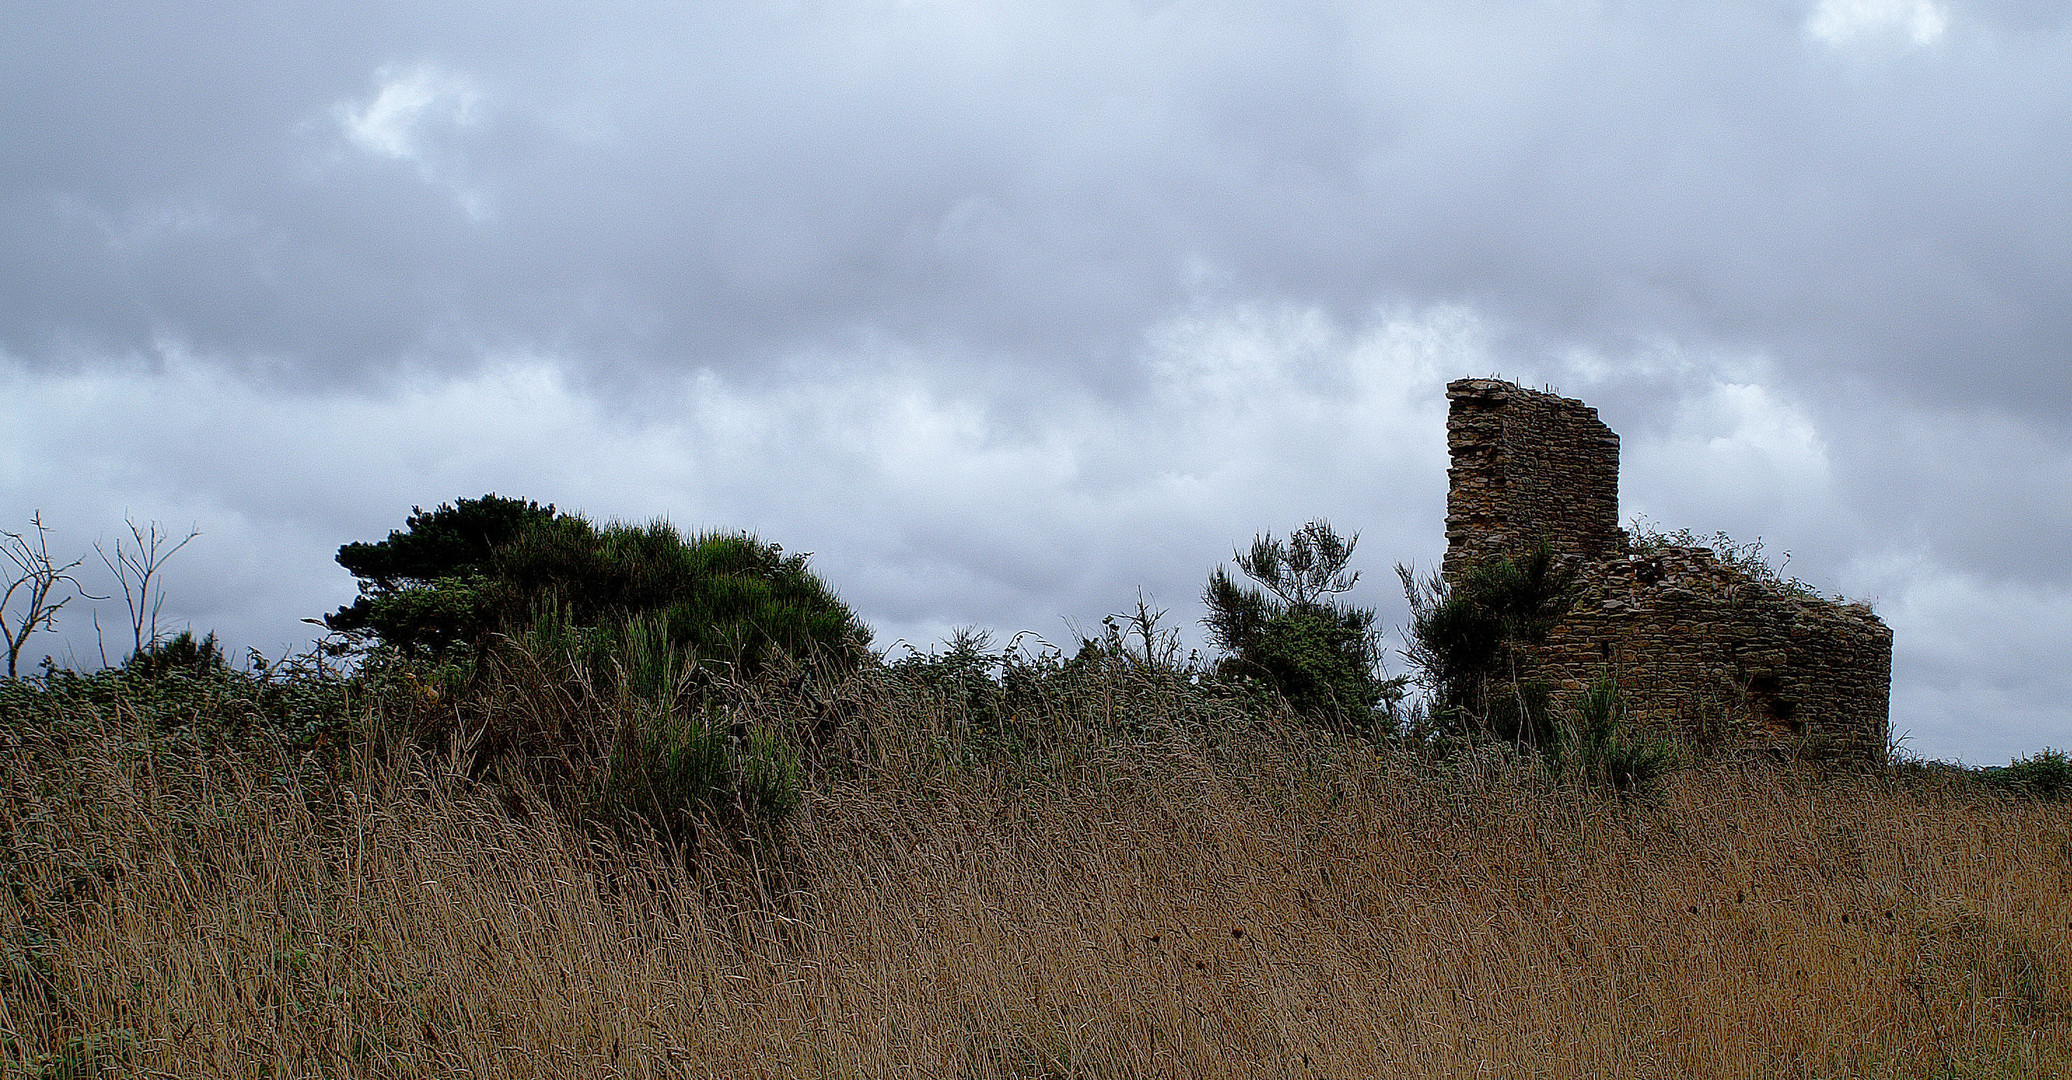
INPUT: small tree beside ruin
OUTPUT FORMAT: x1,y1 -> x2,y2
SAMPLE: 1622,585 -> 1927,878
1204,520 -> 1394,732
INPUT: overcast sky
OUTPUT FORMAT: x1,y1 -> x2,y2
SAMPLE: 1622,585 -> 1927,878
4,0 -> 2067,762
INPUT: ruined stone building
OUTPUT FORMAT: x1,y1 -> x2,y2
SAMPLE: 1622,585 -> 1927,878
1442,378 -> 1893,759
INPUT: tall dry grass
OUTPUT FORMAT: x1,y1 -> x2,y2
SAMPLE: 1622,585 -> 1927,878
1,668 -> 2066,1079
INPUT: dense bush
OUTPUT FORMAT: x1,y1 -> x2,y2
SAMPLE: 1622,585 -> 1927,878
0,640 -> 354,755
890,625 -> 1212,759
328,495 -> 870,677
327,494 -> 556,654
321,495 -> 869,841
122,628 -> 228,679
1980,748 -> 2072,801
445,612 -> 806,840
1203,521 -> 1395,732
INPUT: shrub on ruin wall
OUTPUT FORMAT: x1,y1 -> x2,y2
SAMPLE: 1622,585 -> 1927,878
1398,542 -> 1577,747
1550,674 -> 1685,791
1625,519 -> 1833,603
1401,556 -> 1684,790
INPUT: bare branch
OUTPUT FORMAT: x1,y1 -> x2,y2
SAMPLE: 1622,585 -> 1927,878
1,512 -> 103,677
98,518 -> 200,660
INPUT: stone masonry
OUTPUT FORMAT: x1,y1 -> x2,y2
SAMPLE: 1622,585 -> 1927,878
1442,378 -> 1893,760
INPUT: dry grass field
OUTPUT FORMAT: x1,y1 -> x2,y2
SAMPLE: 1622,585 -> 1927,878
2,668 -> 2067,1079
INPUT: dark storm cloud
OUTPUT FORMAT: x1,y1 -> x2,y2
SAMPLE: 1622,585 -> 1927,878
6,2 -> 2065,405
3,1 -> 2068,760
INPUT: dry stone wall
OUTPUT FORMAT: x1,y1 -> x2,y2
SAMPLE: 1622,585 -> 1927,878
1441,378 -> 1893,760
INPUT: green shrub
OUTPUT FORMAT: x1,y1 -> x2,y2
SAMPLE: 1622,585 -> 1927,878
1203,521 -> 1393,733
327,495 -> 870,677
325,496 -> 866,842
405,612 -> 806,842
1625,518 -> 1834,603
121,629 -> 228,679
1980,748 -> 2072,801
881,614 -> 1264,785
327,494 -> 554,654
593,703 -> 734,837
1399,543 -> 1578,747
0,644 -> 353,755
890,627 -> 1013,734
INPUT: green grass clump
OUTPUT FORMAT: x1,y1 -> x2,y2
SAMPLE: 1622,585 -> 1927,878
1551,674 -> 1687,792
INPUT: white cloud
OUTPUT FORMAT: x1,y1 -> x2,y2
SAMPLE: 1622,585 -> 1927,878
1806,0 -> 1950,47
334,66 -> 489,217
338,66 -> 480,163
1621,377 -> 1834,536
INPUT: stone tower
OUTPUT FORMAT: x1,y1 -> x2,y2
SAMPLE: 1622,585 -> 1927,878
1442,379 -> 1623,580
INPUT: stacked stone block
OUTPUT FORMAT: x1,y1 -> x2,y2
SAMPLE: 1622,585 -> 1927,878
1440,378 -> 1893,760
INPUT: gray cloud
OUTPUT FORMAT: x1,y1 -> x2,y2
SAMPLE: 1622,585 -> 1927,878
3,1 -> 2067,761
